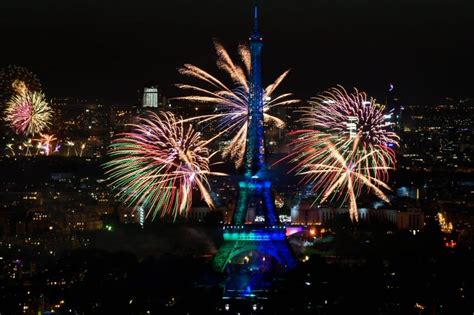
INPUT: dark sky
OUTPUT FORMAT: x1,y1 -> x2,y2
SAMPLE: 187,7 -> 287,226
0,0 -> 473,105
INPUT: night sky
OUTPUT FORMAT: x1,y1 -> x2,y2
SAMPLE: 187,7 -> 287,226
1,0 -> 473,105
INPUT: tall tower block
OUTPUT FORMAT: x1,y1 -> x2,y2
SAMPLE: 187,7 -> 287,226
213,3 -> 296,279
142,86 -> 159,108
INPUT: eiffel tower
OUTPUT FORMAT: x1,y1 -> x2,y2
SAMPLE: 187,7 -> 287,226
212,2 -> 296,277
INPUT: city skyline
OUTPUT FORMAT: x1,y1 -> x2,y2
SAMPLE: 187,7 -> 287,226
1,0 -> 473,104
0,1 -> 473,314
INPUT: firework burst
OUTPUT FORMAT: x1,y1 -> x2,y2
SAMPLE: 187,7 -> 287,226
285,86 -> 398,221
0,65 -> 42,101
104,111 -> 225,220
303,86 -> 398,147
174,41 -> 298,167
5,91 -> 52,136
288,133 -> 394,221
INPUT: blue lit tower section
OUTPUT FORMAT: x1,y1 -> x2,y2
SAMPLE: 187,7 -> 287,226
246,4 -> 265,177
232,4 -> 277,226
213,3 -> 296,285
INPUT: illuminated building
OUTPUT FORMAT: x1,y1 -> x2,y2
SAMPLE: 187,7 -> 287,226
142,86 -> 158,108
213,3 -> 296,298
137,206 -> 145,228
386,83 -> 403,130
291,205 -> 425,230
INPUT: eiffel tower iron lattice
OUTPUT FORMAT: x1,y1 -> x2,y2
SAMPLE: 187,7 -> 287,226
212,2 -> 297,275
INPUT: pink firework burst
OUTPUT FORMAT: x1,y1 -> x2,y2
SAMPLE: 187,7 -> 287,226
284,86 -> 398,221
4,91 -> 52,136
104,111 -> 225,220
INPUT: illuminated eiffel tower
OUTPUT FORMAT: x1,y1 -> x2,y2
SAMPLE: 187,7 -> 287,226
213,2 -> 296,280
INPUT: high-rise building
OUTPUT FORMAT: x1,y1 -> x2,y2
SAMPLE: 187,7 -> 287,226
142,86 -> 159,108
386,83 -> 403,130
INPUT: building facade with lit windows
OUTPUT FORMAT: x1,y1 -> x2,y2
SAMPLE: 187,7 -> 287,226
291,205 -> 425,230
142,86 -> 159,108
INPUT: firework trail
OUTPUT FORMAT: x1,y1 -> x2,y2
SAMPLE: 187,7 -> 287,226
104,111 -> 225,220
6,144 -> 15,156
4,91 -> 52,136
65,140 -> 78,157
23,139 -> 34,156
174,41 -> 298,167
284,86 -> 398,221
38,133 -> 57,156
79,143 -> 86,157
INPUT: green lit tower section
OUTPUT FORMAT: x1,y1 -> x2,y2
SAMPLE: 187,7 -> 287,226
213,2 -> 296,276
